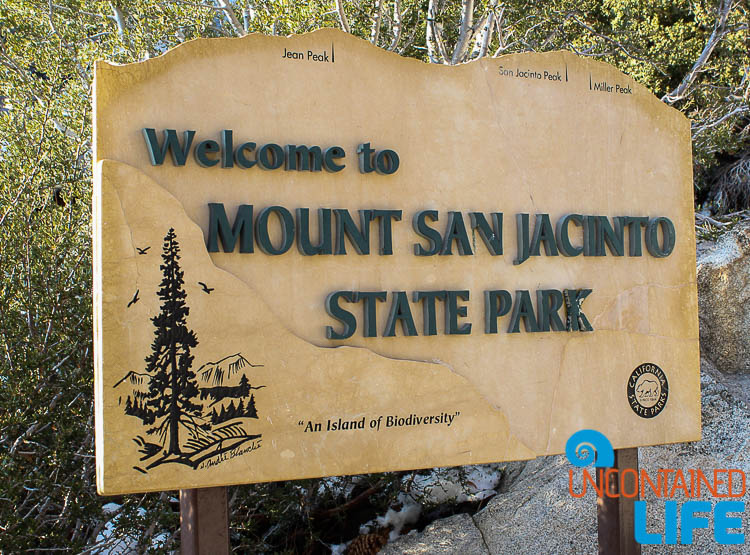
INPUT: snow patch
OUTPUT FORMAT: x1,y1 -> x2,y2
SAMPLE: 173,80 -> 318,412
359,463 -> 504,542
416,464 -> 503,504
101,502 -> 121,515
317,475 -> 362,498
377,492 -> 422,541
95,507 -> 145,554
698,234 -> 742,268
94,505 -> 170,554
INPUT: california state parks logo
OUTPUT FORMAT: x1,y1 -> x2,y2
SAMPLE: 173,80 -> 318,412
627,363 -> 668,418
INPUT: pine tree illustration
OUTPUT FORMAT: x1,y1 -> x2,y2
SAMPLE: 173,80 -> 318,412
246,394 -> 258,418
227,400 -> 237,419
239,374 -> 250,396
143,228 -> 202,456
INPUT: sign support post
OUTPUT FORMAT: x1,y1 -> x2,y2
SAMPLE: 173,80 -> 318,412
180,486 -> 230,555
597,447 -> 641,555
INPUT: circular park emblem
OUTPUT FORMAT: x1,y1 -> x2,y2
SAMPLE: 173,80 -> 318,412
627,363 -> 668,418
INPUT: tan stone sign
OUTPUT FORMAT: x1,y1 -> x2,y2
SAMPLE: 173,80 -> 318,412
93,28 -> 699,495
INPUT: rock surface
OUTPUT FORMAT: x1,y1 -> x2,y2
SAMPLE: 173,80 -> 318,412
383,359 -> 750,554
380,514 -> 489,555
697,222 -> 750,374
380,229 -> 750,554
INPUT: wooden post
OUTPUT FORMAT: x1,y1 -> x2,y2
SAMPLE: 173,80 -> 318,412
597,448 -> 641,555
180,486 -> 230,555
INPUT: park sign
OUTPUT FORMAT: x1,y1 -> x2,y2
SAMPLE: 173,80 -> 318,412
93,28 -> 699,495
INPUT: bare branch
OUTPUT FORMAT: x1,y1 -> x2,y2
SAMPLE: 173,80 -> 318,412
242,6 -> 253,33
492,6 -> 522,56
109,2 -> 127,39
370,0 -> 384,45
214,0 -> 246,37
397,12 -> 421,55
663,0 -> 735,104
561,14 -> 667,75
48,1 -> 89,86
426,0 -> 448,63
451,0 -> 475,64
692,106 -> 750,136
470,10 -> 493,59
335,0 -> 351,33
388,0 -> 402,51
696,212 -> 731,227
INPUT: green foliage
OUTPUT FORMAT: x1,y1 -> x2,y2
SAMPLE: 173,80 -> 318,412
599,0 -> 748,208
0,2 -> 220,550
0,0 -> 747,551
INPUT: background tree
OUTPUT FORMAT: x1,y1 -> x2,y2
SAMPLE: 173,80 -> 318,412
0,0 -> 746,551
143,228 -> 202,457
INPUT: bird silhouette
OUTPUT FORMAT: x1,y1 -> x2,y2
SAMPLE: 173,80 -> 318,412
127,289 -> 140,307
136,246 -> 150,255
198,281 -> 214,294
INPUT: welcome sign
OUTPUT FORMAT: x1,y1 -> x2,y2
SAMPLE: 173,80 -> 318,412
93,29 -> 699,495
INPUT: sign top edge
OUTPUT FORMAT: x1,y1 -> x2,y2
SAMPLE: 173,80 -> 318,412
92,27 -> 685,125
